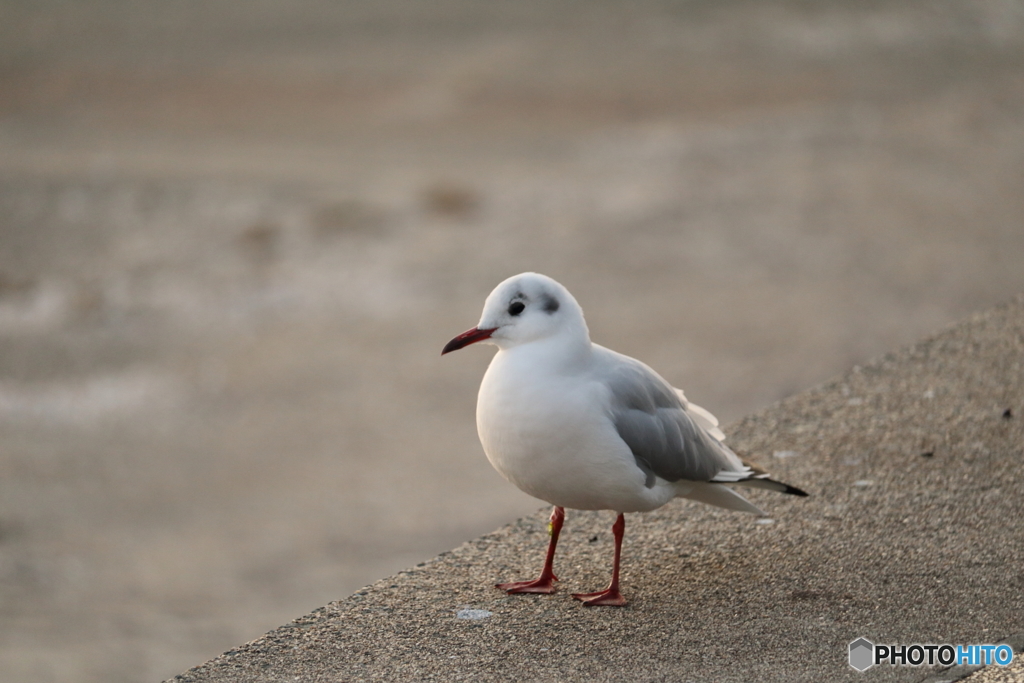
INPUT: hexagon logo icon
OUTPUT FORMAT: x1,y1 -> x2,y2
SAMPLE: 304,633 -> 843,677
849,638 -> 875,671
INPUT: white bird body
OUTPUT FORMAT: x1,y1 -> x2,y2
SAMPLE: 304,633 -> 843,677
480,340 -> 717,514
443,272 -> 806,606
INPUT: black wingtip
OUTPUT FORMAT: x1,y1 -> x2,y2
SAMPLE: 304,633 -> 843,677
783,484 -> 810,497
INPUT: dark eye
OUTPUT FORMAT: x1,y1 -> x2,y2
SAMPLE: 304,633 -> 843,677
508,301 -> 525,316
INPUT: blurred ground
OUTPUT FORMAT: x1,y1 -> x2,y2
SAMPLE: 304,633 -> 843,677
0,1 -> 1023,681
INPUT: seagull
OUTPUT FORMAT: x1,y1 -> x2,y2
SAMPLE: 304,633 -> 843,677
442,273 -> 807,606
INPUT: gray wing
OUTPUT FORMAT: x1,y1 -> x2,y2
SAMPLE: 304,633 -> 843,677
604,354 -> 738,486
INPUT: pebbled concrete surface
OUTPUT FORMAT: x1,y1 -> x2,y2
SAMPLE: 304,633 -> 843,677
168,297 -> 1024,682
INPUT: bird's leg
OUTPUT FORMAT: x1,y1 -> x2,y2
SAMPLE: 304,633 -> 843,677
572,512 -> 628,606
496,505 -> 564,594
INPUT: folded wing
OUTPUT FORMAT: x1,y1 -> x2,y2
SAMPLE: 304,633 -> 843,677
601,349 -> 807,498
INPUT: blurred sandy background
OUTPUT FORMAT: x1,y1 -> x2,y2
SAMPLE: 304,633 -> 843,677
1,1 -> 1023,681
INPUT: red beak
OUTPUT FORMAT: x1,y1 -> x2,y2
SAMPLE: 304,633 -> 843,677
442,326 -> 497,355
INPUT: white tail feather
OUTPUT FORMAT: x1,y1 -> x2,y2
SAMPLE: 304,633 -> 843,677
676,481 -> 765,515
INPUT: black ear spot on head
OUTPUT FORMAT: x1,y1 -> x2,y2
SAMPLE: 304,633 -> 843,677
508,301 -> 525,316
541,295 -> 559,313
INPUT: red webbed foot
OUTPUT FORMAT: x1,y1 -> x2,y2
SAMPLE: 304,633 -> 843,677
496,573 -> 559,594
571,587 -> 628,606
496,506 -> 565,596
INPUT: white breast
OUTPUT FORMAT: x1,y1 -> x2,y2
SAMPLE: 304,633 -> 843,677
476,345 -> 676,513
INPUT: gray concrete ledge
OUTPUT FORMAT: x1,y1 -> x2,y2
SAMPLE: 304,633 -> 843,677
168,296 -> 1024,682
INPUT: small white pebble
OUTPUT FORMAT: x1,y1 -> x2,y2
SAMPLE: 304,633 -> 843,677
842,457 -> 862,466
455,608 -> 493,620
756,518 -> 775,525
847,397 -> 864,406
773,450 -> 799,459
923,389 -> 935,399
852,480 -> 873,487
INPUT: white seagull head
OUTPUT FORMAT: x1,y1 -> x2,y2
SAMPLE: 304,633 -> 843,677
442,272 -> 589,354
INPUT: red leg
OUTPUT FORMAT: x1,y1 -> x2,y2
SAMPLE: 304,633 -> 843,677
572,513 -> 628,606
497,506 -> 564,594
